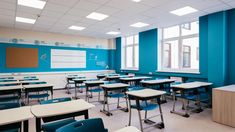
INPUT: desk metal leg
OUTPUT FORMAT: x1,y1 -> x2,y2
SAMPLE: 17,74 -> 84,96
136,100 -> 143,132
36,118 -> 41,132
170,90 -> 190,118
23,120 -> 28,132
84,110 -> 89,119
157,98 -> 165,128
128,99 -> 132,126
100,91 -> 112,116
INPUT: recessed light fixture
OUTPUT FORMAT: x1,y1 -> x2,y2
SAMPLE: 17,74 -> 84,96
130,22 -> 149,28
106,31 -> 120,35
16,17 -> 36,24
86,12 -> 109,21
69,26 -> 86,31
18,0 -> 46,9
170,6 -> 198,16
132,0 -> 142,2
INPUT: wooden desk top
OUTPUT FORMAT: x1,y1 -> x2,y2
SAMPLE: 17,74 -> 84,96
214,85 -> 235,92
0,106 -> 33,125
31,99 -> 95,118
141,79 -> 175,84
126,89 -> 166,98
172,81 -> 212,89
0,85 -> 23,91
114,126 -> 141,132
100,83 -> 129,89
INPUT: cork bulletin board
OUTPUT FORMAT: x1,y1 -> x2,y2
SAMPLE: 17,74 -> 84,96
6,47 -> 38,68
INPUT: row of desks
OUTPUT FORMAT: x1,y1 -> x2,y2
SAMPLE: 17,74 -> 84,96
0,99 -> 94,132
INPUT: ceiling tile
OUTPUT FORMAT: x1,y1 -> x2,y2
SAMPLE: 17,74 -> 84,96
73,0 -> 101,11
0,1 -> 16,10
47,0 -> 80,7
16,5 -> 42,15
43,2 -> 70,14
0,8 -> 15,16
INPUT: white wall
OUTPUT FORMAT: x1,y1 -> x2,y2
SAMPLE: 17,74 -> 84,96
0,27 -> 115,49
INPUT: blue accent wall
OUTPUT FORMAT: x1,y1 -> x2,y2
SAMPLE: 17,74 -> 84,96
227,9 -> 235,84
0,43 -> 114,73
114,37 -> 121,73
207,11 -> 228,86
139,29 -> 158,74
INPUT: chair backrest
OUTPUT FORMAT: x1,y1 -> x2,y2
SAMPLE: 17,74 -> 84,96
0,102 -> 20,110
40,97 -> 72,105
56,118 -> 108,132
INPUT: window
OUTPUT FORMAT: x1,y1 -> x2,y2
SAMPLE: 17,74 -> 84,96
121,35 -> 139,70
158,21 -> 199,73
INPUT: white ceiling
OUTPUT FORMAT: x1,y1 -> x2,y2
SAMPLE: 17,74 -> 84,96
0,0 -> 234,39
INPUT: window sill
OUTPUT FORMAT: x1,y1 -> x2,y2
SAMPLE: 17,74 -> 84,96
156,70 -> 200,74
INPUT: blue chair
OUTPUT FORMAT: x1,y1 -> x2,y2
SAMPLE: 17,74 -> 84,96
0,102 -> 21,132
27,81 -> 50,104
39,97 -> 76,132
56,118 -> 108,132
128,97 -> 159,128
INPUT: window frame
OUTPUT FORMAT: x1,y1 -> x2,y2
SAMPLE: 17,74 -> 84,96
158,21 -> 199,73
121,34 -> 139,70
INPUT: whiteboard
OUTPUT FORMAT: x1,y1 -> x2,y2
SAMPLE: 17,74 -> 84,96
51,49 -> 86,68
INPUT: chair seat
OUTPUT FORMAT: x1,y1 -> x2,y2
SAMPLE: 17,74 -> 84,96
131,102 -> 158,111
108,93 -> 125,98
88,88 -> 103,93
56,118 -> 108,132
42,118 -> 76,132
28,93 -> 49,99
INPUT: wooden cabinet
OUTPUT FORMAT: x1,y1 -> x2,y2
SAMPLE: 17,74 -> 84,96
212,85 -> 235,127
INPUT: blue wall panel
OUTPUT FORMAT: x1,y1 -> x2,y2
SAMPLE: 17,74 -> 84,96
227,9 -> 235,84
139,29 -> 158,74
207,11 -> 227,87
0,43 -> 113,73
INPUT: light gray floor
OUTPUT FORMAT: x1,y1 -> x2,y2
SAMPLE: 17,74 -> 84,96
27,89 -> 235,132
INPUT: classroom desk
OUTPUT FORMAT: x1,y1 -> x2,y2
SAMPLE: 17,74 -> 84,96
140,79 -> 175,89
0,79 -> 17,82
126,89 -> 166,132
97,74 -> 106,80
100,83 -> 129,116
120,76 -> 152,86
0,85 -> 23,95
171,81 -> 212,117
140,79 -> 175,103
84,80 -> 105,101
114,126 -> 141,132
20,80 -> 46,85
0,106 -> 33,132
23,84 -> 53,104
31,99 -> 95,132
72,78 -> 88,99
66,76 -> 85,94
212,85 -> 235,127
0,80 -> 21,86
0,85 -> 23,103
106,75 -> 120,82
